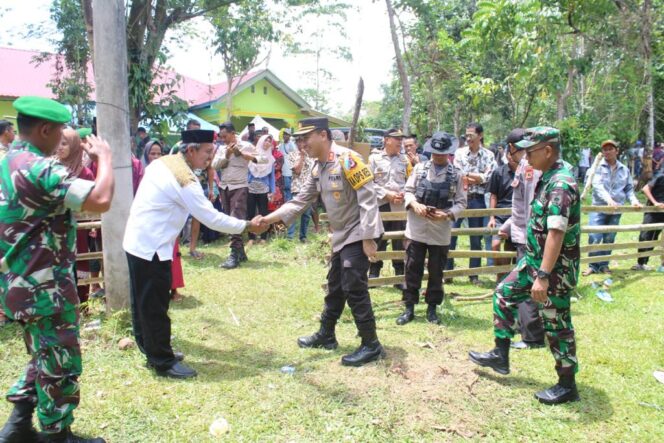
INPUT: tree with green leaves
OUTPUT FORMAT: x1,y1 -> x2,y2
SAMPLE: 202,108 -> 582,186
34,0 -> 94,125
280,1 -> 352,114
209,0 -> 278,119
78,0 -> 241,133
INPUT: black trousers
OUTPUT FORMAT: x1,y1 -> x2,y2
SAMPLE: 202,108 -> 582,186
514,244 -> 545,344
126,252 -> 177,371
371,204 -> 405,275
403,240 -> 449,305
638,212 -> 664,265
322,241 -> 376,336
247,192 -> 269,240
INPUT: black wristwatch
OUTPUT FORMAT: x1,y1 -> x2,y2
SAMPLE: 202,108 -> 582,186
536,269 -> 551,281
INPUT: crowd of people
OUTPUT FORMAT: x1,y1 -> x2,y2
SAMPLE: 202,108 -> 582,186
2,94 -> 664,442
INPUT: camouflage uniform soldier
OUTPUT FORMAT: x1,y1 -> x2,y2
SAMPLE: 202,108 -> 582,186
0,96 -> 113,443
259,117 -> 386,367
469,127 -> 581,405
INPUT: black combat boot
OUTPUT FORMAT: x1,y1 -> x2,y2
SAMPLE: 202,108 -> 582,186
341,330 -> 385,367
39,427 -> 105,443
395,303 -> 415,325
468,338 -> 510,375
535,375 -> 580,405
220,248 -> 240,269
237,246 -> 248,263
426,304 -> 440,325
0,401 -> 39,443
297,321 -> 338,350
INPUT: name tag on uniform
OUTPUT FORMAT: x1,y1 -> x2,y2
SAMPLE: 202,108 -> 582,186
329,175 -> 342,189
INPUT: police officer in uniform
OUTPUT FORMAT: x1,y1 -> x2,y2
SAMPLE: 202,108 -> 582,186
398,132 -> 466,325
498,129 -> 545,350
368,129 -> 412,286
258,117 -> 385,367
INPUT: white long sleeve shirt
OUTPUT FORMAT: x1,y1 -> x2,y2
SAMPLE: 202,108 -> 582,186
123,154 -> 247,261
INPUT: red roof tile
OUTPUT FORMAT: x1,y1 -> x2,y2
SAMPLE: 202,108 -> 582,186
0,46 -> 262,106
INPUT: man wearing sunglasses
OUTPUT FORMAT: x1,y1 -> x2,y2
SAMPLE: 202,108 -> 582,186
469,127 -> 581,405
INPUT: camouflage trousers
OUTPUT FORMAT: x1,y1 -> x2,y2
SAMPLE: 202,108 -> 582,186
6,309 -> 81,433
493,265 -> 578,377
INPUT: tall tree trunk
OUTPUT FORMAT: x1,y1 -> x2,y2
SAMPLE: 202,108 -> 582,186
641,0 -> 654,181
80,0 -> 94,66
556,40 -> 578,121
453,105 -> 461,139
348,77 -> 364,149
385,0 -> 412,135
225,70 -> 234,121
93,0 -> 133,312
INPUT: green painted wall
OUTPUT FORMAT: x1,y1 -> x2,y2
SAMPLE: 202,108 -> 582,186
0,99 -> 17,121
193,78 -> 307,130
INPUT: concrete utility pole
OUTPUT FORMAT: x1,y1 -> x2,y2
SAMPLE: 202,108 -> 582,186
92,0 -> 133,312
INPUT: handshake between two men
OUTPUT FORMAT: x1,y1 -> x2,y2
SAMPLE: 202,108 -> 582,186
249,213 -> 380,262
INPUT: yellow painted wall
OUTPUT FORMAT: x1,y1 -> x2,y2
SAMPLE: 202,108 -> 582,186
0,99 -> 17,121
193,78 -> 307,129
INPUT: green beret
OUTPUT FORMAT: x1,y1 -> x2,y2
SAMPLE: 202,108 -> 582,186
77,128 -> 92,139
12,96 -> 71,124
515,126 -> 560,149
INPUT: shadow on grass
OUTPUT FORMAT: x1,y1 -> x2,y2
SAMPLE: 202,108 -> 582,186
474,369 -> 614,422
577,269 -> 643,294
182,253 -> 224,268
169,295 -> 203,310
175,331 -> 335,383
441,310 -> 493,331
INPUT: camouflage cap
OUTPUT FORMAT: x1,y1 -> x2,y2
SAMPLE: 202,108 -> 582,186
515,126 -> 560,149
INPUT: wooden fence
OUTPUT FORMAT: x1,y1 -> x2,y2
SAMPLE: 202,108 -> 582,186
77,206 -> 664,290
76,220 -> 104,286
324,206 -> 664,287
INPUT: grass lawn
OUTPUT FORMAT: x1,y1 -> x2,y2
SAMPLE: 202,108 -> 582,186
1,211 -> 663,442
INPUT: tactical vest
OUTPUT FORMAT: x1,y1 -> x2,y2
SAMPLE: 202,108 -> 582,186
414,161 -> 457,210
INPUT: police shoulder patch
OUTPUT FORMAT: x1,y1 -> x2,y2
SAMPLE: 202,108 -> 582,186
404,155 -> 413,178
341,151 -> 373,190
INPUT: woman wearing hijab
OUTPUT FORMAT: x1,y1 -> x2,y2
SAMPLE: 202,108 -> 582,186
247,134 -> 276,244
56,128 -> 96,304
269,136 -> 285,212
140,140 -> 186,301
142,139 -> 164,167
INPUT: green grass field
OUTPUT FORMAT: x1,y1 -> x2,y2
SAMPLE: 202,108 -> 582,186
1,211 -> 663,442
